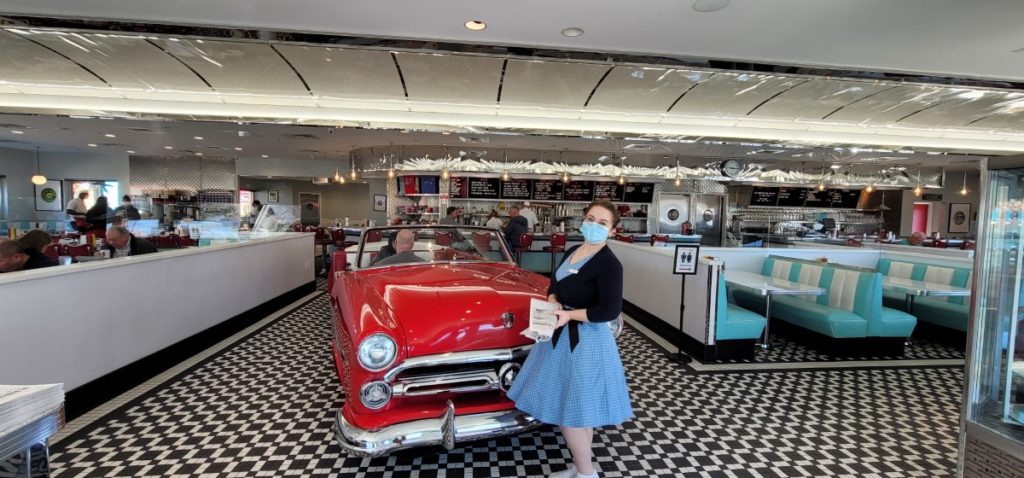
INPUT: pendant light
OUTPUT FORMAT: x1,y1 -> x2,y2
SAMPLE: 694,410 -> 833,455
913,168 -> 923,196
673,157 -> 682,187
560,150 -> 570,183
441,145 -> 451,180
863,165 -> 875,193
959,169 -> 969,196
617,156 -> 626,185
333,153 -> 342,184
30,147 -> 46,185
501,149 -> 510,181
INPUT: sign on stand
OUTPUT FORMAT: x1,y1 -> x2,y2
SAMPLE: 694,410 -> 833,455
671,244 -> 700,364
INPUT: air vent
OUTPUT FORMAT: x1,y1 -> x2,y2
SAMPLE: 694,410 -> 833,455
623,144 -> 653,151
282,133 -> 318,140
751,149 -> 786,155
458,136 -> 490,144
206,146 -> 229,150
298,149 -> 324,154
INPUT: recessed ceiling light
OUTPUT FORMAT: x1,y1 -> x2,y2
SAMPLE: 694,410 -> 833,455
261,154 -> 269,158
561,27 -> 584,37
196,152 -> 203,156
87,143 -> 98,147
164,146 -> 173,150
194,136 -> 204,140
104,133 -> 116,138
692,0 -> 731,12
126,150 -> 135,154
10,130 -> 24,134
830,164 -> 842,169
237,131 -> 250,137
465,20 -> 487,31
234,147 -> 243,151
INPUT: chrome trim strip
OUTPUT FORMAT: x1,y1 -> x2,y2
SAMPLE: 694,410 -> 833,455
392,370 -> 500,397
334,406 -> 541,457
383,345 -> 533,383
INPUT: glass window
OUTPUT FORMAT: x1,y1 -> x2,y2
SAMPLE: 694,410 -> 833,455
967,167 -> 1024,443
354,226 -> 511,269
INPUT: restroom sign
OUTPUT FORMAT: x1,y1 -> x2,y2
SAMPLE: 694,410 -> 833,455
673,245 -> 700,275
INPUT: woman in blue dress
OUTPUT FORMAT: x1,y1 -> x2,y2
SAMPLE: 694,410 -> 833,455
508,200 -> 633,478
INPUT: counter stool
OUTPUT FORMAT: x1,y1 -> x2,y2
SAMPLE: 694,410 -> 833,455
652,234 -> 670,244
64,244 -> 93,261
513,233 -> 534,265
42,243 -> 62,261
315,227 -> 334,276
542,233 -> 567,273
934,239 -> 949,248
365,229 -> 383,244
435,231 -> 454,247
472,232 -> 492,253
614,234 -> 634,243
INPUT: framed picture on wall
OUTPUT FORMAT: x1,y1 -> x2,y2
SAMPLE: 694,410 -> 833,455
373,194 -> 387,212
949,203 -> 971,233
34,180 -> 63,211
268,190 -> 279,203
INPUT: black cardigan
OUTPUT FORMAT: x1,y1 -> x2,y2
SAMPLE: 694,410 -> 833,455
547,244 -> 623,324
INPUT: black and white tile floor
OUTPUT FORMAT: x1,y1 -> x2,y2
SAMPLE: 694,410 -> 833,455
49,289 -> 964,477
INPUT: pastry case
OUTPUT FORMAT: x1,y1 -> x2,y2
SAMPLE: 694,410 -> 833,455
961,156 -> 1024,476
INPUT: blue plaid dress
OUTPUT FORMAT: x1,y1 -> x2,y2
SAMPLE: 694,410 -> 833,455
507,254 -> 633,428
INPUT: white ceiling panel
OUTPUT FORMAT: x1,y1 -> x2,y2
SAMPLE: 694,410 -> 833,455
274,45 -> 407,110
668,73 -> 807,117
748,79 -> 892,120
395,52 -> 503,115
156,38 -> 314,106
25,31 -> 217,103
583,67 -> 706,121
0,31 -> 120,98
897,91 -> 1023,128
499,60 -> 608,119
967,111 -> 1024,131
826,85 -> 966,125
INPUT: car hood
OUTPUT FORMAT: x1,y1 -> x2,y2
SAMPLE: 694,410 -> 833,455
356,263 -> 547,357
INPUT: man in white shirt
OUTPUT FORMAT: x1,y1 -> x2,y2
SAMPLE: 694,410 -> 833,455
65,191 -> 88,217
520,201 -> 538,230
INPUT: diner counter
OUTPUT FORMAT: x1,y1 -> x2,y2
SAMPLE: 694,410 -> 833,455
0,232 -> 314,391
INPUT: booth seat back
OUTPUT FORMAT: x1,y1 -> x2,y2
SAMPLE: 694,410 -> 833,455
878,258 -> 973,305
763,256 -> 888,336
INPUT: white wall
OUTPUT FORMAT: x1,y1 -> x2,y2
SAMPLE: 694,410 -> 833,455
0,234 -> 313,390
0,146 -> 129,221
899,172 -> 981,238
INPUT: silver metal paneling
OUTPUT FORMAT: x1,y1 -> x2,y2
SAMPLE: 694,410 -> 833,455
129,156 -> 235,195
963,433 -> 1024,478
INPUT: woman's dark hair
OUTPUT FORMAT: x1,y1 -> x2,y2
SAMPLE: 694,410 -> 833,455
446,206 -> 458,216
487,209 -> 499,219
122,194 -> 131,202
17,230 -> 52,253
585,200 -> 620,227
92,196 -> 109,210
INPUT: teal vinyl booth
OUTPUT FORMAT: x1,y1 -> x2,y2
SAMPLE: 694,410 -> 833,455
716,273 -> 767,341
877,258 -> 972,332
732,256 -> 917,352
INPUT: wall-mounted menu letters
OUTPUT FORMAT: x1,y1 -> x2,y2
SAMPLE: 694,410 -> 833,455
563,181 -> 595,202
532,180 -> 564,201
500,179 -> 533,199
593,181 -> 625,201
803,189 -> 832,207
776,187 -> 808,207
467,177 -> 500,199
750,187 -> 780,206
449,177 -> 469,198
623,183 -> 655,203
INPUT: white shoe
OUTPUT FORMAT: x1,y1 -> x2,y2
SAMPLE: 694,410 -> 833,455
548,465 -> 577,478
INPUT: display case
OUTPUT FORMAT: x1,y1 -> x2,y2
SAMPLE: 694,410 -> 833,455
961,157 -> 1024,476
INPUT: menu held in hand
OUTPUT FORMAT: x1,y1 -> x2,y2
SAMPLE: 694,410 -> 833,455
522,298 -> 559,342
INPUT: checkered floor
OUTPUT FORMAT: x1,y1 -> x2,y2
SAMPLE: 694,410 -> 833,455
49,290 -> 964,477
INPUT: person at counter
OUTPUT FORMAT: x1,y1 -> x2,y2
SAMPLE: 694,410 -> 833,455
113,195 -> 141,221
503,206 -> 529,250
248,200 -> 263,228
66,190 -> 89,232
520,201 -> 538,230
485,209 -> 504,230
84,196 -> 113,237
0,239 -> 58,272
373,230 -> 423,266
440,207 -> 461,225
103,226 -> 158,258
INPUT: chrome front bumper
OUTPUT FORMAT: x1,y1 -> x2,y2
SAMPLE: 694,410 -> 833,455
334,401 -> 541,457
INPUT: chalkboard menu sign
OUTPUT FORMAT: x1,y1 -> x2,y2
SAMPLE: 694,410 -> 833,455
623,183 -> 655,203
532,180 -> 564,201
563,181 -> 595,202
468,177 -> 500,199
500,179 -> 533,199
449,177 -> 468,198
776,187 -> 807,207
831,189 -> 862,209
594,181 -> 625,201
750,187 -> 780,206
803,189 -> 832,207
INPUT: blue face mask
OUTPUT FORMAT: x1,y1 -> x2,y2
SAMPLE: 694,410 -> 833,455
580,222 -> 610,244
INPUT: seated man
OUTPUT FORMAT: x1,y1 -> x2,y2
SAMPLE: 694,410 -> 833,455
369,232 -> 398,266
373,229 -> 425,266
104,226 -> 158,258
0,239 -> 58,272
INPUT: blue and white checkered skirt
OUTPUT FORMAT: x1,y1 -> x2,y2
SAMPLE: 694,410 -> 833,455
508,321 -> 634,428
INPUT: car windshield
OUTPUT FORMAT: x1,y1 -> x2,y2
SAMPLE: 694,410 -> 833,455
354,226 -> 512,269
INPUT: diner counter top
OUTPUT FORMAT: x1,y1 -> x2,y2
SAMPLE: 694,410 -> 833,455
0,232 -> 312,286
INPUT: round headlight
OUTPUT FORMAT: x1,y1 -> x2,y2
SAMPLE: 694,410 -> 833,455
360,381 -> 392,409
357,333 -> 397,371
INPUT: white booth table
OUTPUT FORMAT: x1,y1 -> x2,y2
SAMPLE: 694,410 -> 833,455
723,270 -> 825,350
881,277 -> 972,313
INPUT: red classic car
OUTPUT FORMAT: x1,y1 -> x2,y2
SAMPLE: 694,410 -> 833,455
327,225 -> 549,456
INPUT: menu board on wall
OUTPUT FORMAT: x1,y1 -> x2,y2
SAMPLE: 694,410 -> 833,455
750,187 -> 780,206
623,183 -> 655,203
563,181 -> 595,202
831,189 -> 862,209
419,176 -> 439,194
803,189 -> 832,207
500,179 -> 533,199
776,187 -> 808,207
449,177 -> 468,198
532,180 -> 564,201
468,177 -> 500,199
593,181 -> 625,201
